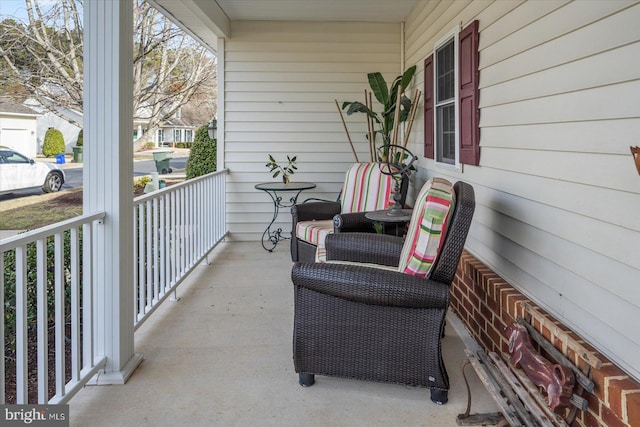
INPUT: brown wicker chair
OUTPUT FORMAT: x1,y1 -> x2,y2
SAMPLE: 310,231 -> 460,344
290,162 -> 407,262
291,180 -> 475,404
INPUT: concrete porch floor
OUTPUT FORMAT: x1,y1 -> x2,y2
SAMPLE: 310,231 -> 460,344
69,241 -> 498,426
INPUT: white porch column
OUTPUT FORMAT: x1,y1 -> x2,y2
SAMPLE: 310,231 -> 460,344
84,0 -> 142,384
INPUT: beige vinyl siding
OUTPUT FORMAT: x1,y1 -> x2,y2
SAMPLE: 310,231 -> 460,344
404,0 -> 640,380
223,21 -> 402,242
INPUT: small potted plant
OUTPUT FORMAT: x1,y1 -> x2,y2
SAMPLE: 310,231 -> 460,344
266,154 -> 297,184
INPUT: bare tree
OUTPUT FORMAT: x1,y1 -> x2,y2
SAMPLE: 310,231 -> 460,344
0,0 -> 215,151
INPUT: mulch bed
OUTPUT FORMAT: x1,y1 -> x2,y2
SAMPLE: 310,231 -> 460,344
4,325 -> 73,404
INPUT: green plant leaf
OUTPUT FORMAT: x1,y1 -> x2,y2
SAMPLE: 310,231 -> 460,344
400,65 -> 417,93
343,101 -> 381,123
367,72 -> 389,106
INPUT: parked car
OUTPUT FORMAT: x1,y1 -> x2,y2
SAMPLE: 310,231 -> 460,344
0,146 -> 66,195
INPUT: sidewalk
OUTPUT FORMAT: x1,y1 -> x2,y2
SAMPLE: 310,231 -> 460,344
37,147 -> 191,170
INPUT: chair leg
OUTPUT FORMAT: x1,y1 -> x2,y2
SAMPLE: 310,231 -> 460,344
299,373 -> 315,387
430,388 -> 448,404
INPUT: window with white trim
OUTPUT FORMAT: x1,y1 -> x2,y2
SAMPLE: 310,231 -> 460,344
434,35 -> 457,165
424,20 -> 480,166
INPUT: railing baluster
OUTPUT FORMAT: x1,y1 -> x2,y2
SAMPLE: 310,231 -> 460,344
0,251 -> 5,404
138,205 -> 145,317
160,195 -> 166,294
54,232 -> 65,400
70,227 -> 81,383
36,238 -> 48,403
82,222 -> 94,371
15,245 -> 28,404
146,200 -> 152,311
153,197 -> 159,303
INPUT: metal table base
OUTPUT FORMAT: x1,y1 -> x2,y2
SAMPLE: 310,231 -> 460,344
255,181 -> 316,251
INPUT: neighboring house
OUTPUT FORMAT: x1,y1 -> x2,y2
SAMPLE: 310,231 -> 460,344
153,106 -> 209,147
23,98 -> 82,154
0,97 -> 39,158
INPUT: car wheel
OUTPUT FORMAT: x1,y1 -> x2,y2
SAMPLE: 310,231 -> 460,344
43,171 -> 63,193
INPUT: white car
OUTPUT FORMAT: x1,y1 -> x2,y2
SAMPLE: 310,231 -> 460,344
0,146 -> 66,195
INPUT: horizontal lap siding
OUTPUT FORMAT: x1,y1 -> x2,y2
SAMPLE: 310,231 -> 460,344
404,0 -> 640,382
224,21 -> 401,241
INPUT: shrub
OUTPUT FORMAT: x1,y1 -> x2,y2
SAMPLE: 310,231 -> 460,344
76,129 -> 83,146
42,128 -> 66,157
134,176 -> 151,194
3,232 -> 77,350
185,124 -> 216,179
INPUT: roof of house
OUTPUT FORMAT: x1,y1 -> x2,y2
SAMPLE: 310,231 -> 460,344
162,105 -> 211,128
0,97 -> 40,116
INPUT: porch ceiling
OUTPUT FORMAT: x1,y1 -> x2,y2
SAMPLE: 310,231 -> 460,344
148,0 -> 419,53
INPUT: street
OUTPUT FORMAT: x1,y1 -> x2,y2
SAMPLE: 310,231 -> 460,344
0,156 -> 188,202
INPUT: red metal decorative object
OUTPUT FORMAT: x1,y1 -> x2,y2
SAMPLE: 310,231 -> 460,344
505,323 -> 575,411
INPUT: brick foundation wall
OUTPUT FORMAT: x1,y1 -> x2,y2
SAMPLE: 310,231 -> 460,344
451,250 -> 640,427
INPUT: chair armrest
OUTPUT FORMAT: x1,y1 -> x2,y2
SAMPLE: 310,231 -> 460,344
333,212 -> 376,233
291,262 -> 450,309
325,233 -> 403,267
291,200 -> 341,223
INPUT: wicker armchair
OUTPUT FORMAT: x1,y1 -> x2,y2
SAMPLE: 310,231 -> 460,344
290,162 -> 407,262
291,179 -> 475,404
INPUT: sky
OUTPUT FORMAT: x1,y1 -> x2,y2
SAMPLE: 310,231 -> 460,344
0,0 -> 59,21
0,0 -> 30,20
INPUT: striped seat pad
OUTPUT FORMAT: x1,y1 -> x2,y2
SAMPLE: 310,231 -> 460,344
397,177 -> 455,278
296,220 -> 334,247
340,163 -> 396,213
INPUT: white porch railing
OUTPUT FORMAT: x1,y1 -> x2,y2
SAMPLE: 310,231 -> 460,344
133,170 -> 228,328
0,213 -> 107,405
0,169 -> 227,404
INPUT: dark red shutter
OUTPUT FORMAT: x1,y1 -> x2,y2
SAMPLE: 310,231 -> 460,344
423,54 -> 434,159
458,20 -> 480,166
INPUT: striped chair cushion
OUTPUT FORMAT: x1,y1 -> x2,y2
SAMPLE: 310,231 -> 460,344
296,219 -> 334,254
397,178 -> 455,278
340,163 -> 396,214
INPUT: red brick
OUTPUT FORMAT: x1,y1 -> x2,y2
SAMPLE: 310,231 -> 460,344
479,333 -> 492,352
493,316 -> 507,336
469,317 -> 480,336
585,392 -> 602,417
592,365 -> 628,400
479,301 -> 492,322
468,291 -> 479,309
499,290 -> 518,313
499,339 -> 509,354
626,391 -> 640,427
463,297 -> 473,316
487,324 -> 501,347
608,378 -> 640,416
486,296 -> 498,313
600,403 -> 628,427
505,293 -> 525,318
491,282 -> 508,301
583,408 -> 604,427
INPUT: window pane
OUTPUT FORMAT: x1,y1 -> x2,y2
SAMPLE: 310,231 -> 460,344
436,103 -> 455,165
436,39 -> 454,103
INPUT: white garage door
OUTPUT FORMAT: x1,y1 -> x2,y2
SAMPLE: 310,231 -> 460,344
0,128 -> 33,158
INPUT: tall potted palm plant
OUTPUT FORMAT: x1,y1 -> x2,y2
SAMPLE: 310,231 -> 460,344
341,65 -> 419,162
